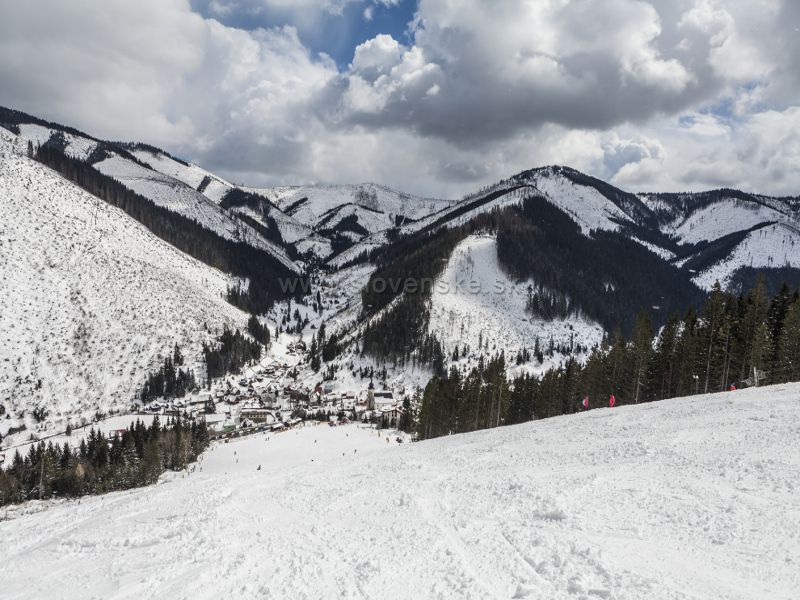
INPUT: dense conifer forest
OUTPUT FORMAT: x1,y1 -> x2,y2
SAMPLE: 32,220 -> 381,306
0,417 -> 209,506
495,196 -> 704,333
415,279 -> 800,440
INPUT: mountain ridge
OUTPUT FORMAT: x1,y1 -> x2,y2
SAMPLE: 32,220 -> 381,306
4,103 -> 799,288
3,105 -> 800,435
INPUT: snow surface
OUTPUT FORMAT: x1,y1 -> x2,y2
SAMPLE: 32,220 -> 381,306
18,123 -> 99,161
11,124 -> 298,271
126,148 -> 235,204
630,236 -> 676,260
2,384 -> 799,599
0,132 -> 247,440
232,202 -> 334,259
428,235 -> 604,374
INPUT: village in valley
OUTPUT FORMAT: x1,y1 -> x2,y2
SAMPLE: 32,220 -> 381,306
0,266 -> 417,458
138,335 -> 410,444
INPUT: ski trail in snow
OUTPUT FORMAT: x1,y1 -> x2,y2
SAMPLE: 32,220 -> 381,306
1,386 -> 799,599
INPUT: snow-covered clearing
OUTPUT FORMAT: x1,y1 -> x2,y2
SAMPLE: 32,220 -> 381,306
17,123 -> 99,162
3,384 -> 799,599
429,234 -> 604,373
129,148 -> 232,195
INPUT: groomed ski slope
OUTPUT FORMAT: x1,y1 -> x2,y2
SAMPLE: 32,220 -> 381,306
2,384 -> 799,599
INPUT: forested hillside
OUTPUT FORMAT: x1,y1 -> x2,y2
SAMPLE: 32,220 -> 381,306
353,193 -> 704,376
416,278 -> 799,440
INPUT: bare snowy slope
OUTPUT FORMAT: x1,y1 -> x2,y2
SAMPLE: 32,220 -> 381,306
0,128 -> 247,439
2,383 -> 798,599
9,121 -> 299,272
333,166 -> 659,269
690,223 -> 800,289
92,154 -> 297,271
128,145 -> 233,201
641,190 -> 800,289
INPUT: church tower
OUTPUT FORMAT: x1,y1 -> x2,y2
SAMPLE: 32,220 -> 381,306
367,379 -> 375,411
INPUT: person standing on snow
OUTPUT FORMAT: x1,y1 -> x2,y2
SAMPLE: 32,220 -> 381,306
609,394 -> 616,408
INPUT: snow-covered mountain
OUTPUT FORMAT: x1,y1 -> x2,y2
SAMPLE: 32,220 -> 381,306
217,183 -> 454,263
259,182 -> 453,231
3,104 -> 800,429
2,382 -> 798,599
642,190 -> 800,290
0,126 -> 248,440
3,114 -> 299,273
314,165 -> 800,393
378,166 -> 800,293
5,106 -> 798,292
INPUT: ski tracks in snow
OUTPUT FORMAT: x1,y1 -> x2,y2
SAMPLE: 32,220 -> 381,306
2,389 -> 800,599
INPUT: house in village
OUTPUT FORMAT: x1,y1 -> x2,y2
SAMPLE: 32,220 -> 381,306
373,390 -> 394,407
376,405 -> 401,428
240,407 -> 275,424
188,393 -> 215,413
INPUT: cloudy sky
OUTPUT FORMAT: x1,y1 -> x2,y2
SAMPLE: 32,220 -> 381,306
1,0 -> 798,197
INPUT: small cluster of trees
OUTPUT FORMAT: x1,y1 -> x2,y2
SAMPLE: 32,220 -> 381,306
247,315 -> 271,346
525,285 -> 575,320
0,416 -> 209,506
309,323 -> 326,372
278,300 -> 310,335
417,355 -> 508,440
140,345 -> 196,402
415,279 -> 800,440
203,327 -> 262,381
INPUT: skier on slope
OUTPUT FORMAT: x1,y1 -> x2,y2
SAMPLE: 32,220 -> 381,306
609,394 -> 616,408
582,396 -> 589,410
